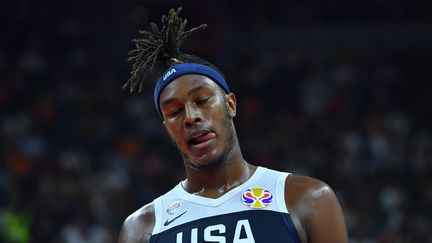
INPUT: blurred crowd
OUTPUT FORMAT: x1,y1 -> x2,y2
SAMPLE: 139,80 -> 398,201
1,0 -> 431,242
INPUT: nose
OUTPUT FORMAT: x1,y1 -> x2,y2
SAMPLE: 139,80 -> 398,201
184,102 -> 202,127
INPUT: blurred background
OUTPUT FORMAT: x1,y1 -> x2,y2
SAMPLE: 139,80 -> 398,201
1,0 -> 432,242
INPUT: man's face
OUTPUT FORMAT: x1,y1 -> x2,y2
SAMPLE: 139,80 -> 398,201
159,74 -> 236,169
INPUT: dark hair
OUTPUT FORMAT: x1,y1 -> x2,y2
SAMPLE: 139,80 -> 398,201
124,7 -> 222,93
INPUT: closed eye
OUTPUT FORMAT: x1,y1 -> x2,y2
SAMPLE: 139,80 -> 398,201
168,108 -> 182,117
195,97 -> 210,105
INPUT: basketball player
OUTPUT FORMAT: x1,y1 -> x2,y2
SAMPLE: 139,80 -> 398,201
118,8 -> 347,243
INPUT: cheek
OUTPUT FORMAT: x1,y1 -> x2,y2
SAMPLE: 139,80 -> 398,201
165,123 -> 182,142
209,96 -> 228,117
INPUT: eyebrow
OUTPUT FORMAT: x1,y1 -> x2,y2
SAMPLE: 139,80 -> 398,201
160,83 -> 213,107
187,83 -> 212,96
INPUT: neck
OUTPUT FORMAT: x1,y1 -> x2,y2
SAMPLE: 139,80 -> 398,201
182,141 -> 257,198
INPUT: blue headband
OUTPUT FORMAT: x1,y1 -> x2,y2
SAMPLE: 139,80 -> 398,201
154,63 -> 230,116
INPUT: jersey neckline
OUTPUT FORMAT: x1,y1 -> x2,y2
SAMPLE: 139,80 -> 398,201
173,166 -> 266,207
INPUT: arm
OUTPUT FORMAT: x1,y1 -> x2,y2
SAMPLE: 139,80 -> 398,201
285,175 -> 348,243
117,203 -> 155,243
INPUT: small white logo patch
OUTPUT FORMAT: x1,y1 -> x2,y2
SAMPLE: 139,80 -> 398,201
163,68 -> 176,80
166,201 -> 180,215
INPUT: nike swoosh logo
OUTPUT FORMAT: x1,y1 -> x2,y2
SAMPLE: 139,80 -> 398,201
164,211 -> 187,226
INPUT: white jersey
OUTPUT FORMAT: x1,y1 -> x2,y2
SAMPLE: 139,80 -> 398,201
150,166 -> 301,243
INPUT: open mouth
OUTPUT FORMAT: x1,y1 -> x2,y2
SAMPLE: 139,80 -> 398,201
188,131 -> 216,148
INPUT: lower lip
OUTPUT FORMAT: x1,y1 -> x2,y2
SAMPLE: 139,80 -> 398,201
191,133 -> 216,150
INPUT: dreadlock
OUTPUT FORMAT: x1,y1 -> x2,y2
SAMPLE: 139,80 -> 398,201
124,7 -> 220,93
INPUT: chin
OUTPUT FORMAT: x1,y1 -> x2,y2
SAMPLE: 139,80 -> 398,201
185,151 -> 223,170
191,159 -> 223,171
182,133 -> 234,170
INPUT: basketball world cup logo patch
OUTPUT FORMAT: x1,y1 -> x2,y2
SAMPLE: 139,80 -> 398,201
242,187 -> 273,208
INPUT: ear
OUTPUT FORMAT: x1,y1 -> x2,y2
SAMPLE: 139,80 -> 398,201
225,93 -> 237,118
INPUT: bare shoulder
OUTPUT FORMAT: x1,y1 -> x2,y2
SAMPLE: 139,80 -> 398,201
285,175 -> 336,207
285,175 -> 348,243
117,202 -> 155,243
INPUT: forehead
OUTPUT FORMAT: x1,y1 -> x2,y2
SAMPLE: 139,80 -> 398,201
160,74 -> 220,101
